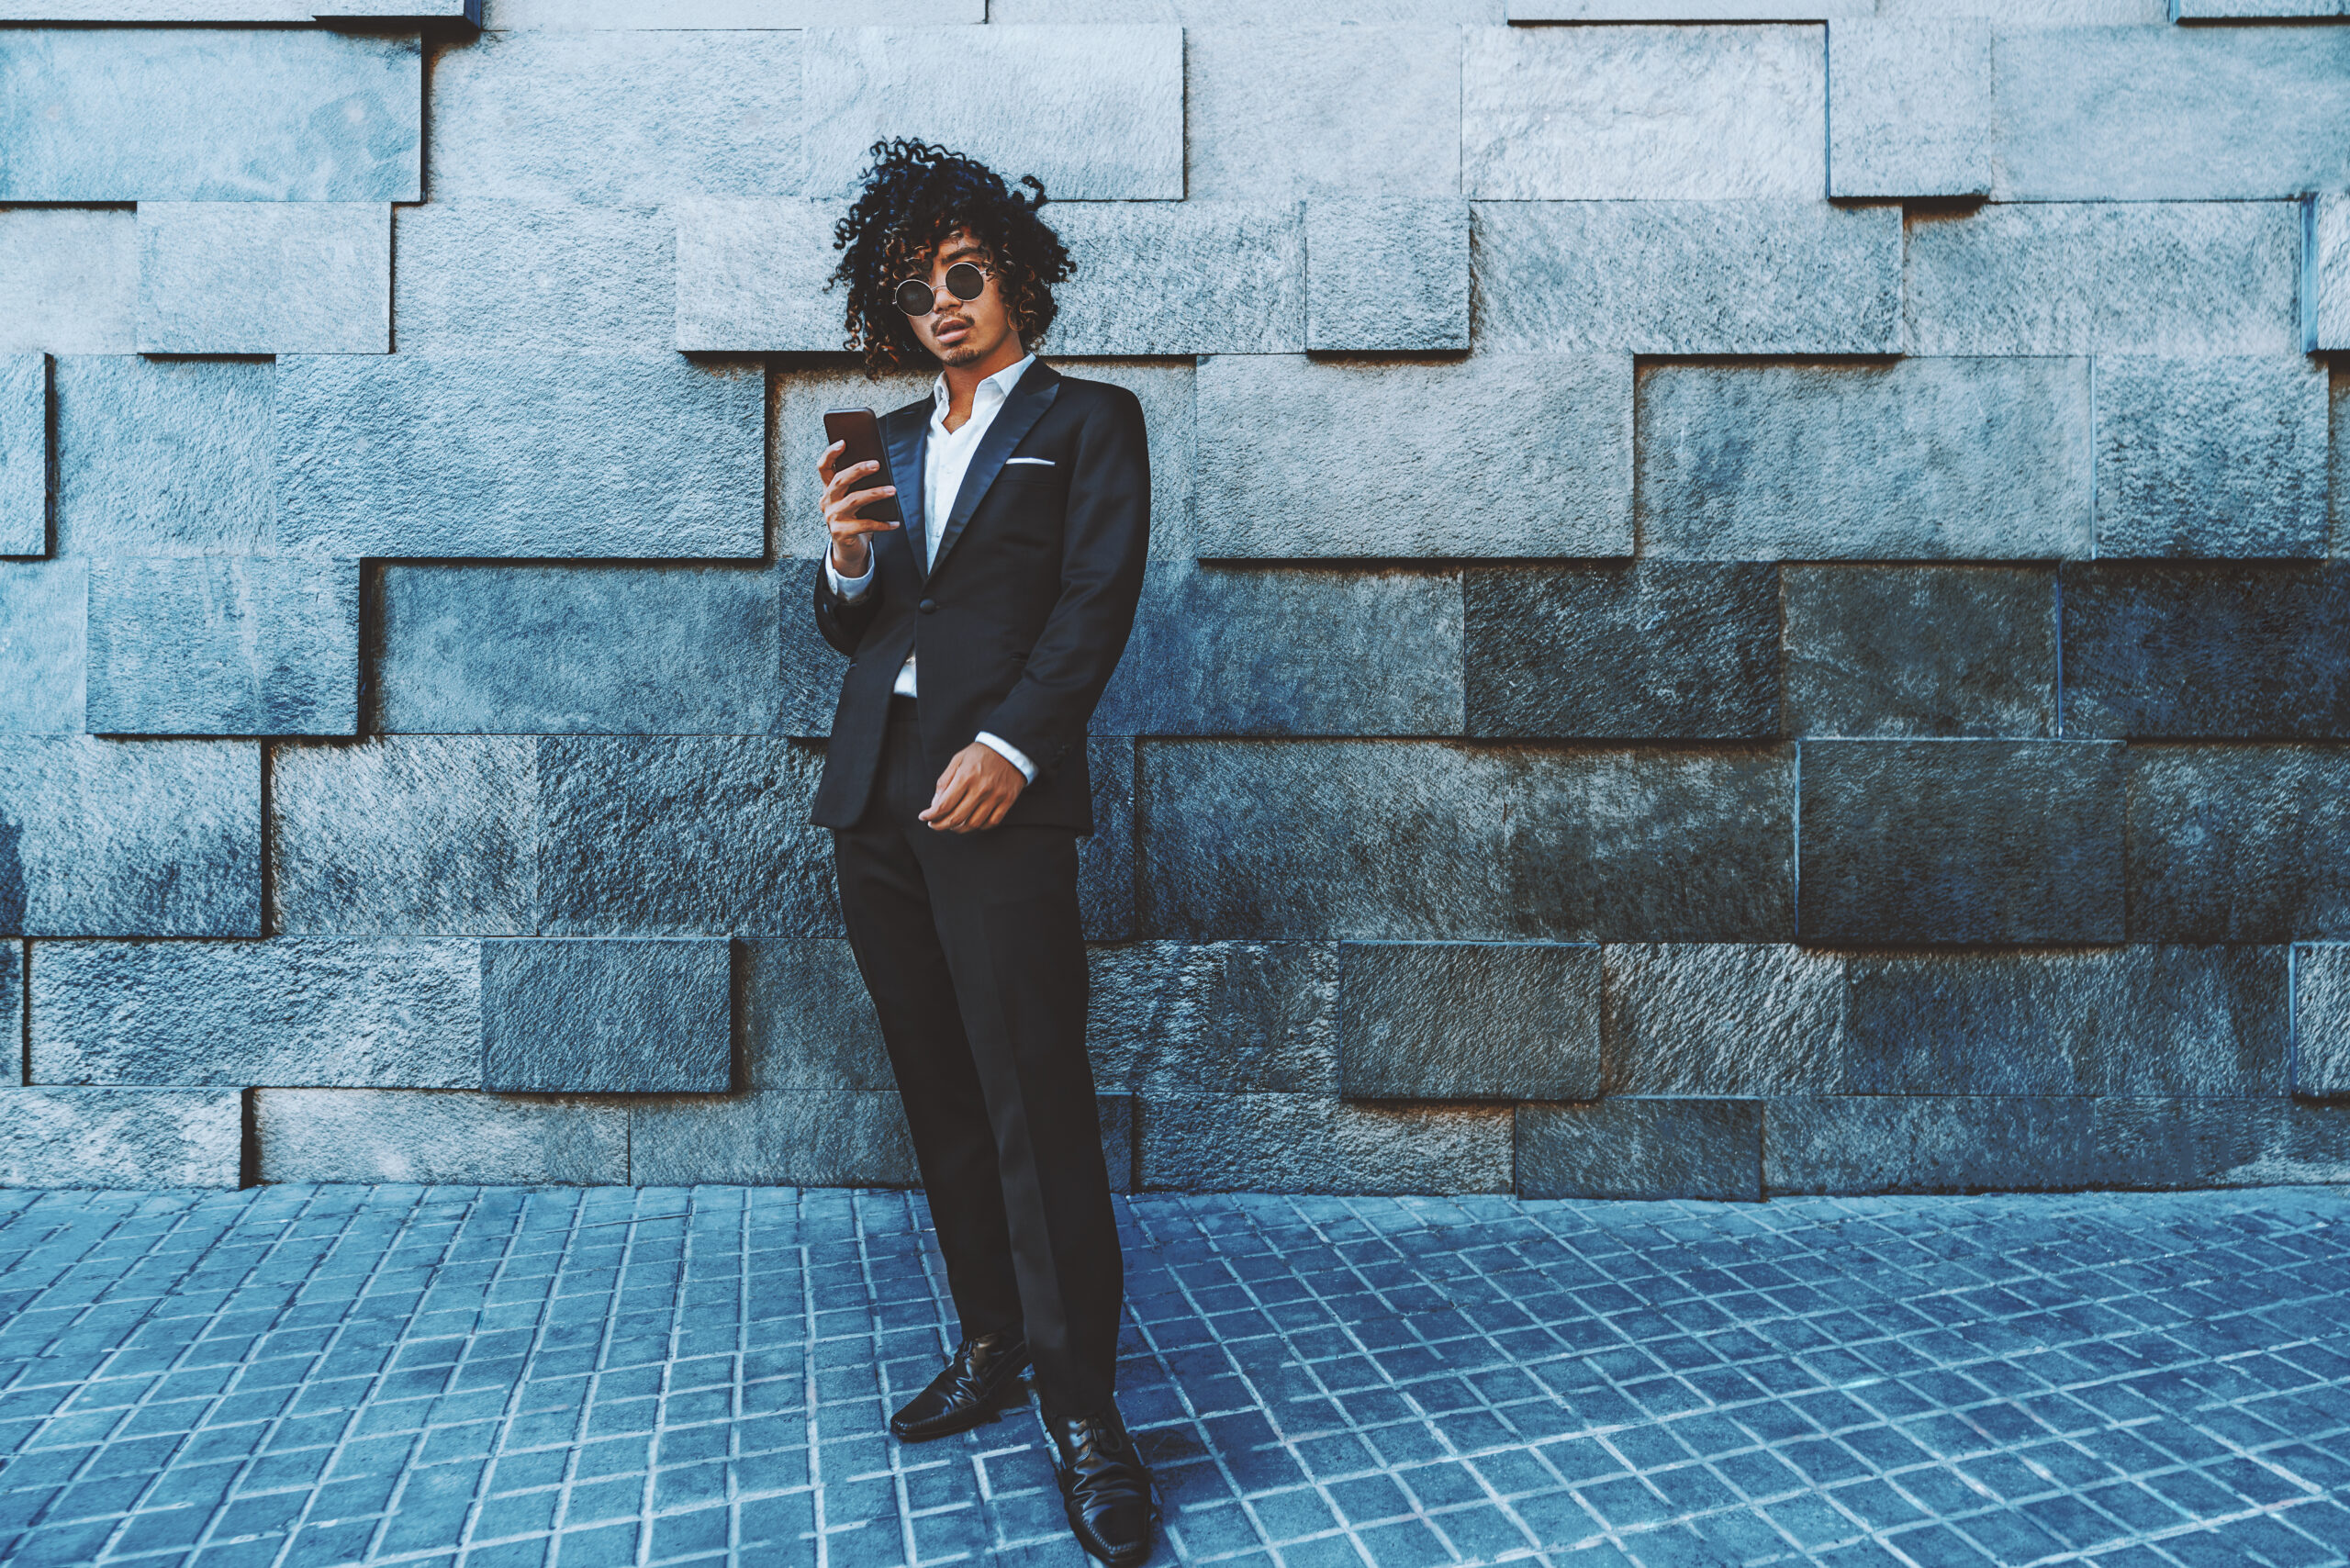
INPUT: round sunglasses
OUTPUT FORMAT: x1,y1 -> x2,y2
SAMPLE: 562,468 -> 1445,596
894,260 -> 994,317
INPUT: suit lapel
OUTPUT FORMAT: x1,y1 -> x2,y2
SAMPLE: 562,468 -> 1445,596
885,408 -> 931,582
927,360 -> 1061,583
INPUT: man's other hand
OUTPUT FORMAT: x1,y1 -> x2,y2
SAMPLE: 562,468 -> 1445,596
922,743 -> 1025,833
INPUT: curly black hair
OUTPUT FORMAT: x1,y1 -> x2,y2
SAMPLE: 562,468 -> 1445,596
828,138 -> 1076,376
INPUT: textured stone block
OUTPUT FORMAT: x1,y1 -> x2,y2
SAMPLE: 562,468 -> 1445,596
739,940 -> 889,1092
1767,1091 -> 2340,1189
1094,564 -> 1463,737
1516,1100 -> 1762,1202
1081,737 -> 1136,942
85,556 -> 358,736
2130,746 -> 2350,942
1993,26 -> 2350,202
629,1091 -> 915,1187
0,28 -> 420,201
995,0 -> 1496,15
2311,195 -> 2350,354
272,737 -> 534,937
1088,942 -> 1338,1095
2175,0 -> 2347,11
1472,202 -> 1900,356
777,361 -> 1195,560
1603,946 -> 1844,1096
1141,742 -> 1793,943
1047,206 -> 1304,356
274,354 -> 762,558
136,203 -> 387,356
1636,359 -> 2092,560
1904,203 -> 2300,356
392,202 -> 670,355
1845,946 -> 2289,1098
1798,740 -> 2126,946
375,562 -> 829,737
30,939 -> 481,1088
426,30 -> 806,203
1140,1094 -> 1510,1193
1188,29 -> 1460,201
1196,354 -> 1630,558
2,354 -> 46,555
2061,565 -> 2350,739
1,941 -> 17,1088
630,1089 -> 1135,1191
1465,564 -> 1779,741
1305,200 -> 1469,353
481,938 -> 729,1094
484,0 -> 979,20
672,200 -> 842,354
1884,0 -> 2164,17
319,0 -> 478,17
1784,566 -> 2057,739
2294,945 -> 2350,1097
19,0 -> 476,14
1338,941 -> 1599,1101
1766,1097 -> 2098,1194
254,1089 -> 627,1183
2336,367 -> 2348,557
0,737 -> 259,936
429,28 -> 1177,204
0,562 -> 84,734
798,28 -> 1181,201
53,356 -> 272,556
2093,357 -> 2330,559
1462,26 -> 1823,200
535,737 -> 836,937
0,209 -> 135,355
2088,1098 -> 2350,1190
1512,0 -> 1863,13
0,1088 -> 241,1188
1825,19 -> 1992,199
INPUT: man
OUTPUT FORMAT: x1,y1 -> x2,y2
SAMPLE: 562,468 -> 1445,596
809,139 -> 1155,1567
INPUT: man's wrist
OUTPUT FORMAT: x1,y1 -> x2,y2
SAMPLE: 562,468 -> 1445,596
975,732 -> 1037,784
825,546 -> 875,600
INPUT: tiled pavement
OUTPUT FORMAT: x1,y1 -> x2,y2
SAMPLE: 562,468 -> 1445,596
0,1186 -> 2344,1568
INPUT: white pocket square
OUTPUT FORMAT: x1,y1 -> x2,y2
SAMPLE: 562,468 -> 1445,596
1004,456 -> 1056,466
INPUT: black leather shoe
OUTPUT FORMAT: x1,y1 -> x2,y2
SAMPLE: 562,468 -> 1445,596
889,1328 -> 1031,1442
1042,1402 -> 1158,1567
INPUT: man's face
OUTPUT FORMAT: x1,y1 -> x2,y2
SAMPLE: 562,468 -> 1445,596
904,228 -> 1019,368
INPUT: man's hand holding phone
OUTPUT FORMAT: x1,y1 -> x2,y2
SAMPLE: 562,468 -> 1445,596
819,438 -> 900,577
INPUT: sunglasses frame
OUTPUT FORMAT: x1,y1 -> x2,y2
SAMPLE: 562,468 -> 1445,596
893,260 -> 996,317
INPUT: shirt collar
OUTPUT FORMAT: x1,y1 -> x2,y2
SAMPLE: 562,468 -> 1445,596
930,351 -> 1036,423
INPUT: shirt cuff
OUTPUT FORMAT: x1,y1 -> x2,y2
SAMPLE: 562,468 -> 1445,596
824,550 -> 875,602
975,731 -> 1037,784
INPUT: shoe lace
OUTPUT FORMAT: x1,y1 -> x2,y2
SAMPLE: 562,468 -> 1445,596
1060,1418 -> 1158,1512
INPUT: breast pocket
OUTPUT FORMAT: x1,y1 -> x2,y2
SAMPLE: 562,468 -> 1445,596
985,466 -> 1069,548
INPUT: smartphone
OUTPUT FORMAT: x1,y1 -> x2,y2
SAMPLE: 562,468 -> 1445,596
822,408 -> 903,524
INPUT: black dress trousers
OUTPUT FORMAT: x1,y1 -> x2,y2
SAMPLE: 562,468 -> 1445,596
831,694 -> 1123,1416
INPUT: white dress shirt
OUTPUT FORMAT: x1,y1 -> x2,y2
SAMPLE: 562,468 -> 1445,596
825,353 -> 1039,782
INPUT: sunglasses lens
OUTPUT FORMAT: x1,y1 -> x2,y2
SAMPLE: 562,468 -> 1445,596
893,278 -> 934,316
946,261 -> 987,301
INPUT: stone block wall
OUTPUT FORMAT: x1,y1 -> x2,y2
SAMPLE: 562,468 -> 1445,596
3,0 -> 2348,1196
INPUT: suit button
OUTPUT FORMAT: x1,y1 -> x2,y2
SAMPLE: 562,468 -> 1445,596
918,599 -> 937,614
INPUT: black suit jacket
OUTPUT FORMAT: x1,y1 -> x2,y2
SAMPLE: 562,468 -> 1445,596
810,359 -> 1150,833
